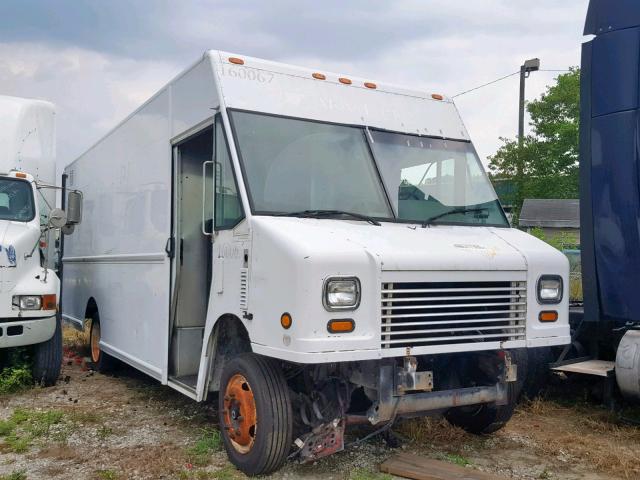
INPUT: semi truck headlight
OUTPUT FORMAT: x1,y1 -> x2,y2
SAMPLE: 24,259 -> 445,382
537,275 -> 563,304
323,277 -> 361,311
11,294 -> 56,311
13,295 -> 42,310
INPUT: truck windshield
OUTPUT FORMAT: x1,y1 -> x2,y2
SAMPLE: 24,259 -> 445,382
371,130 -> 508,226
0,178 -> 35,222
230,110 -> 507,226
230,111 -> 392,218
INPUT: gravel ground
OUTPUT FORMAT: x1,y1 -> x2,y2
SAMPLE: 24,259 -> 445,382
0,334 -> 635,480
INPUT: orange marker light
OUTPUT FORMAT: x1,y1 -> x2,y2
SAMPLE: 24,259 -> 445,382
431,93 -> 444,101
312,73 -> 326,80
42,294 -> 57,311
327,319 -> 355,333
339,77 -> 352,85
228,57 -> 245,65
539,311 -> 558,322
364,82 -> 377,89
281,312 -> 292,329
15,172 -> 27,178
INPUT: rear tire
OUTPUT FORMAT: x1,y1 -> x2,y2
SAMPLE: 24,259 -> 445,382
445,349 -> 527,434
218,353 -> 292,476
89,317 -> 116,373
32,314 -> 62,386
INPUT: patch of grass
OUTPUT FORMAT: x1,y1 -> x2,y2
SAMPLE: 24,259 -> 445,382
95,470 -> 119,480
97,425 -> 114,440
185,428 -> 223,466
348,468 -> 392,480
210,465 -> 242,480
442,453 -> 471,467
0,364 -> 32,395
538,469 -> 552,479
68,410 -> 102,425
0,470 -> 27,480
0,408 -> 65,453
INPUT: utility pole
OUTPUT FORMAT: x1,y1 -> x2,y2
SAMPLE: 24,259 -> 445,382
518,58 -> 540,145
515,58 -> 540,220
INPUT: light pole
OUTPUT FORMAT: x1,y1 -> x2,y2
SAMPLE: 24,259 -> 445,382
518,58 -> 540,145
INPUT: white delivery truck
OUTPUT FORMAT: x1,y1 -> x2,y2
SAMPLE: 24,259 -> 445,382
0,95 -> 82,386
62,51 -> 570,475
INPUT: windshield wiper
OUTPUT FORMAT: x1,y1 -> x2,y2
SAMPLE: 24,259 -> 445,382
421,208 -> 489,228
274,209 -> 381,226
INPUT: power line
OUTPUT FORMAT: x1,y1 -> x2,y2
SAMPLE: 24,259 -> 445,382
452,71 -> 519,98
452,68 -> 573,98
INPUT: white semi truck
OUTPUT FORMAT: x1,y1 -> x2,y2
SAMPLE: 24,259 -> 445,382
0,95 -> 82,386
62,52 -> 570,475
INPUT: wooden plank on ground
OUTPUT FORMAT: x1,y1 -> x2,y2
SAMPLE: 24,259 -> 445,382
380,452 -> 507,480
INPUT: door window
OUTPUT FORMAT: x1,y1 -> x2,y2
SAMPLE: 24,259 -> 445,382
214,122 -> 244,229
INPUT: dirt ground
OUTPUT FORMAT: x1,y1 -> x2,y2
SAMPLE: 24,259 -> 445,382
0,329 -> 638,480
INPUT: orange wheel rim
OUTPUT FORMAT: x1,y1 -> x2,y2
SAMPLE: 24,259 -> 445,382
223,374 -> 257,454
90,322 -> 101,363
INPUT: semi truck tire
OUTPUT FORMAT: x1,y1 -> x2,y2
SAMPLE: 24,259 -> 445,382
89,317 -> 116,373
218,353 -> 292,476
615,330 -> 640,400
521,346 -> 552,399
445,349 -> 527,434
32,314 -> 62,387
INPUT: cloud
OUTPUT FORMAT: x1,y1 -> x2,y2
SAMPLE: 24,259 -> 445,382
0,0 -> 590,169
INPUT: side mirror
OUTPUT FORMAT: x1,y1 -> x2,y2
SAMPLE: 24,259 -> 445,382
66,190 -> 83,225
48,208 -> 67,228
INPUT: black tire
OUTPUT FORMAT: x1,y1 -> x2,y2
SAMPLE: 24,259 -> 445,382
445,349 -> 527,434
218,353 -> 292,476
89,317 -> 116,373
521,347 -> 552,399
32,314 -> 62,386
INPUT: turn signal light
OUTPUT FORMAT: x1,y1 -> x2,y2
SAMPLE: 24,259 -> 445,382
281,312 -> 292,329
431,93 -> 444,101
15,172 -> 27,178
327,319 -> 355,333
312,72 -> 326,80
539,311 -> 558,322
339,77 -> 352,85
228,57 -> 245,65
42,294 -> 57,311
364,82 -> 377,89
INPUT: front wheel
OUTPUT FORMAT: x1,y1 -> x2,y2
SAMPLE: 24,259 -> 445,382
218,353 -> 293,476
445,349 -> 527,434
32,314 -> 62,386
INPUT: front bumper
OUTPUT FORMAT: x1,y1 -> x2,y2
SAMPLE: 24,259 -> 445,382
0,315 -> 56,348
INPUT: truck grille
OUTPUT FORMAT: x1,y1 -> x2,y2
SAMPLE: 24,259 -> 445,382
381,281 -> 526,348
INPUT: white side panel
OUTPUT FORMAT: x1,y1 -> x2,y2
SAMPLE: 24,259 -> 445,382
0,96 -> 56,185
171,59 -> 219,138
62,89 -> 173,379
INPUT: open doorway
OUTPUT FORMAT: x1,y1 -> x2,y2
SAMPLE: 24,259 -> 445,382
169,126 -> 213,389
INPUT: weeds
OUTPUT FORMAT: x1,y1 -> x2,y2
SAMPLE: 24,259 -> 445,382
185,428 -> 223,466
0,364 -> 32,395
348,468 -> 392,480
0,471 -> 27,480
0,408 -> 65,452
97,425 -> 114,440
442,453 -> 471,467
95,470 -> 119,480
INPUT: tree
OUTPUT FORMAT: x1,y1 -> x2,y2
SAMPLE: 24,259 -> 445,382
489,68 -> 580,221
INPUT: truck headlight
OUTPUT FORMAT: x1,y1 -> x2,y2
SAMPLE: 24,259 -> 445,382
537,275 -> 563,304
12,295 -> 42,310
11,294 -> 56,311
323,277 -> 361,311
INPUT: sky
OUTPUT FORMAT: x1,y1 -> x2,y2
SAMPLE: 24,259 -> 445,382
0,0 -> 590,168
